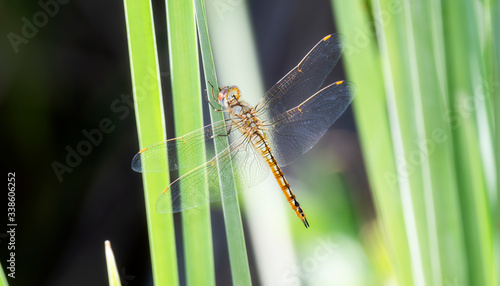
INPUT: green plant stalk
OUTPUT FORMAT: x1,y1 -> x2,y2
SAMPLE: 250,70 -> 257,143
330,1 -> 413,285
334,0 -> 499,284
0,262 -> 9,286
402,0 -> 469,284
104,241 -> 122,286
467,0 -> 497,204
443,0 -> 495,285
492,0 -> 500,280
203,0 -> 302,283
194,0 -> 252,284
371,1 -> 435,284
123,0 -> 178,285
165,0 -> 216,285
397,0 -> 472,284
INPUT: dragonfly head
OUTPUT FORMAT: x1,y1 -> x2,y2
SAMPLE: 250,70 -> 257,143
218,86 -> 241,108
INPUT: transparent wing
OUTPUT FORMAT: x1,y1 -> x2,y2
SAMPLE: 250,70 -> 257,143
265,80 -> 355,167
257,34 -> 345,120
156,134 -> 270,213
131,119 -> 233,172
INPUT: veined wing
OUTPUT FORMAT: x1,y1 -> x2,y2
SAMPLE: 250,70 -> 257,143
265,80 -> 355,167
257,34 -> 345,120
156,133 -> 269,213
131,118 -> 233,172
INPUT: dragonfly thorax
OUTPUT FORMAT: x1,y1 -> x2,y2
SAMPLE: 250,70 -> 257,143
218,86 -> 264,136
230,102 -> 262,133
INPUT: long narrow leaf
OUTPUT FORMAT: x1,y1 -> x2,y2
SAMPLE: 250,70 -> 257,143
331,1 -> 418,285
492,0 -> 500,280
165,0 -> 215,284
0,262 -> 9,286
194,0 -> 252,284
332,0 -> 498,285
104,241 -> 122,286
123,1 -> 178,285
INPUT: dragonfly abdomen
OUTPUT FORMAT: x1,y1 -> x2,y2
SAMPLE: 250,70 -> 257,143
251,131 -> 310,228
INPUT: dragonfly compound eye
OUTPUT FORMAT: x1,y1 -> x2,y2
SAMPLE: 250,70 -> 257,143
228,86 -> 241,100
218,87 -> 230,107
218,87 -> 228,102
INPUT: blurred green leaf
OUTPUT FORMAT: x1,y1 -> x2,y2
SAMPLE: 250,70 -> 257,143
331,0 -> 414,284
332,0 -> 498,285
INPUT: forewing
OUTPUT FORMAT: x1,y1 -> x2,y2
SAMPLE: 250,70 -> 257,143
131,119 -> 232,172
258,34 -> 345,120
267,81 -> 355,166
156,134 -> 270,213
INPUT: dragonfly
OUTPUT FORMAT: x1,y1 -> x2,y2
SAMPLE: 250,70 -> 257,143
132,34 -> 355,228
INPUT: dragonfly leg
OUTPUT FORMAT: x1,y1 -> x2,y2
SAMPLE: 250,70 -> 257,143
208,81 -> 217,100
204,92 -> 223,112
205,81 -> 225,112
211,126 -> 232,139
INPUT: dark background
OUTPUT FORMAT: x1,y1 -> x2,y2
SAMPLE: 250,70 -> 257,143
0,0 -> 366,285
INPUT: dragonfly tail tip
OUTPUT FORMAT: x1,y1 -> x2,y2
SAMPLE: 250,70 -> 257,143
303,218 -> 310,228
